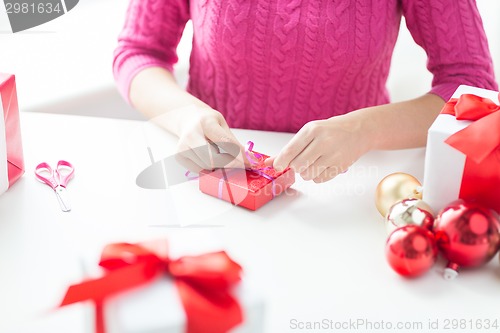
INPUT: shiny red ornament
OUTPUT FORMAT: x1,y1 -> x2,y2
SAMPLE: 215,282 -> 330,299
385,225 -> 438,277
434,200 -> 500,279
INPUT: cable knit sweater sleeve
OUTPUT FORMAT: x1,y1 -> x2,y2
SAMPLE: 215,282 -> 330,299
402,0 -> 498,101
112,0 -> 190,102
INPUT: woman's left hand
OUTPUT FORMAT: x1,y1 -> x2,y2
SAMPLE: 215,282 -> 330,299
268,114 -> 371,183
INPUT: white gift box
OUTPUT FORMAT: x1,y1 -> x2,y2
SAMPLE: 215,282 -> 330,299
78,236 -> 266,333
423,85 -> 500,213
102,272 -> 264,333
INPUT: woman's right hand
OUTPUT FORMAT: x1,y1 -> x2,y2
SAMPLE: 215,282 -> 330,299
170,105 -> 247,172
128,67 -> 246,172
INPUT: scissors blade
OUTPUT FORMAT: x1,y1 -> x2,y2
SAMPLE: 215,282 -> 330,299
55,186 -> 71,212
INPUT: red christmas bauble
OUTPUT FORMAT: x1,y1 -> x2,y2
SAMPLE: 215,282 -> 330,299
434,200 -> 500,277
385,225 -> 438,277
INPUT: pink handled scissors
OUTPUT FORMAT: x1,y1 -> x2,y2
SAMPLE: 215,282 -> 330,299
35,160 -> 75,212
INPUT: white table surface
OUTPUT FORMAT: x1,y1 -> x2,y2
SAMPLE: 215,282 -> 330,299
1,112 -> 499,333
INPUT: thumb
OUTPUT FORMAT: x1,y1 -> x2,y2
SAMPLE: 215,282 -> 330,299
205,125 -> 244,157
205,124 -> 251,168
264,156 -> 275,167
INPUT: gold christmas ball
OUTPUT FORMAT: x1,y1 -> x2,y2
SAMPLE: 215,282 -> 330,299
385,198 -> 435,234
375,172 -> 422,217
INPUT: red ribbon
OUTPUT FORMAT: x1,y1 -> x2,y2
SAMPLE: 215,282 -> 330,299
441,93 -> 500,163
440,93 -> 500,212
59,242 -> 243,333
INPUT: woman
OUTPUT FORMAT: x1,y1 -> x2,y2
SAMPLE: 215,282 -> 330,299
113,0 -> 497,182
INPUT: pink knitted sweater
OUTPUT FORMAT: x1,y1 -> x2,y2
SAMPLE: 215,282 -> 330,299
113,0 -> 497,133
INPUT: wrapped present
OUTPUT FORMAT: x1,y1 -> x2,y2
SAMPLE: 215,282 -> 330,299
59,240 -> 265,333
0,73 -> 24,196
423,85 -> 500,214
199,143 -> 295,210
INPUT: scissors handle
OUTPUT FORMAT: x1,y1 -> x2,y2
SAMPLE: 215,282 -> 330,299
56,160 -> 75,187
35,162 -> 59,189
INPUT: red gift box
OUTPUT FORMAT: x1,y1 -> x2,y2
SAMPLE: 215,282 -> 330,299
199,152 -> 295,211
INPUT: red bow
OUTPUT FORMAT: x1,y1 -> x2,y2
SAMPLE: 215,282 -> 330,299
441,93 -> 500,163
60,242 -> 243,333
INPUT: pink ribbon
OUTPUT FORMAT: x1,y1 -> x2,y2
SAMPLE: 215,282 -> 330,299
218,141 -> 277,199
185,170 -> 199,181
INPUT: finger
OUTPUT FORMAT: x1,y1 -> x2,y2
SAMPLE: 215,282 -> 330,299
211,152 -> 245,169
209,140 -> 249,167
179,140 -> 244,170
273,131 -> 314,172
205,124 -> 245,157
299,156 -> 329,181
177,147 -> 208,170
208,141 -> 221,154
174,153 -> 203,173
177,139 -> 213,170
312,166 -> 344,183
190,138 -> 221,170
219,118 -> 245,150
264,156 -> 275,167
287,143 -> 324,175
205,125 -> 249,167
212,141 -> 239,157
